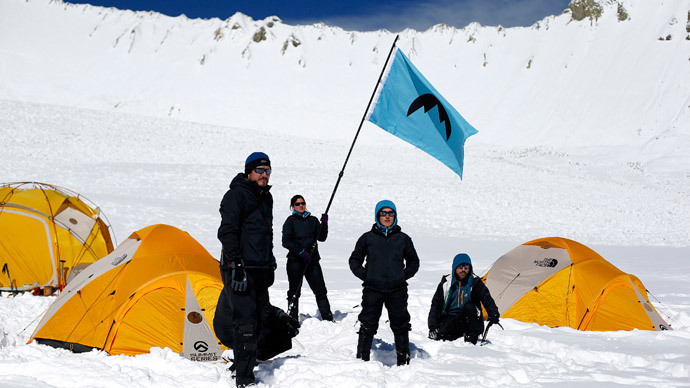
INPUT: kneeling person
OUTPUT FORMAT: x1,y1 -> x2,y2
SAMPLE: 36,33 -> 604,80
427,253 -> 500,344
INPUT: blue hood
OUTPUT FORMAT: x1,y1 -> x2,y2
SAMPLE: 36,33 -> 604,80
374,200 -> 397,230
452,253 -> 472,274
443,253 -> 474,315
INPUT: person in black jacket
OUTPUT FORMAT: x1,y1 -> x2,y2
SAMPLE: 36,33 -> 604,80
282,195 -> 333,321
427,253 -> 500,344
349,200 -> 419,366
217,151 -> 277,388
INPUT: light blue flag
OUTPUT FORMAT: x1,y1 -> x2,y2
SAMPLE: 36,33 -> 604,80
366,48 -> 478,178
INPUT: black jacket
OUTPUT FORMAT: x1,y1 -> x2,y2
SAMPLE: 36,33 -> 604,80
218,173 -> 274,269
348,224 -> 419,292
281,213 -> 328,262
428,274 -> 499,330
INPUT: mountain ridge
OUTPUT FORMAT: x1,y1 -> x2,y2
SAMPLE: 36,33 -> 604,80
1,0 -> 689,172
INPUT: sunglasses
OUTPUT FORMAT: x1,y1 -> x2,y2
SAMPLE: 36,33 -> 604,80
378,210 -> 396,217
294,201 -> 306,206
457,263 -> 470,270
253,167 -> 272,175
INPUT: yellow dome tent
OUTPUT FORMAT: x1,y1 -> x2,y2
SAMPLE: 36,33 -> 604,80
482,237 -> 671,331
0,182 -> 115,291
30,224 -> 227,361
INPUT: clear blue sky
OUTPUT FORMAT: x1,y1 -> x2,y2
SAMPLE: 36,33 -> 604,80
66,0 -> 572,31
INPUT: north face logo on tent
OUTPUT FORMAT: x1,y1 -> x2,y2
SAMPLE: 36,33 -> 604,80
534,258 -> 558,268
111,254 -> 127,266
194,341 -> 209,352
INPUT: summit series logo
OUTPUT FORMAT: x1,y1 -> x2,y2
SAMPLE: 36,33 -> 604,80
189,340 -> 219,361
534,258 -> 558,268
194,341 -> 209,353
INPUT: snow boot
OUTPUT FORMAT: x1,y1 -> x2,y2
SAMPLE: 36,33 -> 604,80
287,297 -> 298,321
356,328 -> 375,361
394,330 -> 410,366
316,296 -> 334,322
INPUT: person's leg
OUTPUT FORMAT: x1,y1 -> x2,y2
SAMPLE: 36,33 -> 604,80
386,288 -> 411,365
229,272 -> 259,387
461,303 -> 484,345
304,261 -> 333,321
436,314 -> 465,341
285,259 -> 304,319
357,288 -> 384,361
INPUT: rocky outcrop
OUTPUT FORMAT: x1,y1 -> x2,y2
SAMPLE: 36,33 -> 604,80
568,0 -> 603,22
617,3 -> 629,21
252,26 -> 266,42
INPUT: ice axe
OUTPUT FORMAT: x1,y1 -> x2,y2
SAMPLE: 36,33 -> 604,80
2,263 -> 13,292
480,320 -> 504,346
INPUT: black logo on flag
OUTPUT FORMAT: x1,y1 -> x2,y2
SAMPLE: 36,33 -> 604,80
407,94 -> 452,140
194,341 -> 209,352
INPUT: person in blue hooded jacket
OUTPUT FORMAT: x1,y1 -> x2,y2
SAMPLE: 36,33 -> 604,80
349,200 -> 420,366
427,253 -> 500,344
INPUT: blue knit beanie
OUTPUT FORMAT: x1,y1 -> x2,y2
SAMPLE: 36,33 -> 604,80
245,152 -> 271,174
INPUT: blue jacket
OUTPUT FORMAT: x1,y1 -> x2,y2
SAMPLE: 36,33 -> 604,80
445,253 -> 474,315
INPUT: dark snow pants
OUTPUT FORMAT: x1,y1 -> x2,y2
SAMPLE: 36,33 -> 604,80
286,258 -> 330,311
436,303 -> 484,343
221,268 -> 274,387
358,287 -> 411,335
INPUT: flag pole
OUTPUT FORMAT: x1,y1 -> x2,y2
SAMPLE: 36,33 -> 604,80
323,34 -> 399,215
286,35 -> 400,319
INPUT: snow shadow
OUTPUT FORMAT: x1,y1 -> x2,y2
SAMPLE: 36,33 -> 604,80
371,339 -> 430,367
297,309 -> 350,324
256,354 -> 301,382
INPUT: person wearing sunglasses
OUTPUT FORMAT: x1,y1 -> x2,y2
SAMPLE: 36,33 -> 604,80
281,195 -> 333,322
349,200 -> 419,366
427,253 -> 500,344
217,151 -> 295,388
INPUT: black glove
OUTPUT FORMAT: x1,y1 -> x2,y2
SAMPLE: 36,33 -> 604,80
428,327 -> 440,340
230,261 -> 247,292
489,315 -> 500,325
320,213 -> 328,224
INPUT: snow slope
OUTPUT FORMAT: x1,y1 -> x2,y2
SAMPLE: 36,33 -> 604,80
1,0 -> 689,157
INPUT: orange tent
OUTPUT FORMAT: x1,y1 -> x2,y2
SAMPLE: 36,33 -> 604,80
0,182 -> 114,290
30,224 -> 226,361
482,237 -> 671,331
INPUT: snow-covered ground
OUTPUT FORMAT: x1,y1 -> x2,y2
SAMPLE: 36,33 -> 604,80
1,99 -> 689,387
